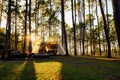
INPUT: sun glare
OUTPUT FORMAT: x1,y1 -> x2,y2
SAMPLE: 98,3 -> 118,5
26,33 -> 36,42
31,34 -> 35,41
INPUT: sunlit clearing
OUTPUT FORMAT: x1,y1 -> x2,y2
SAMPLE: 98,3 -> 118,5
33,61 -> 62,80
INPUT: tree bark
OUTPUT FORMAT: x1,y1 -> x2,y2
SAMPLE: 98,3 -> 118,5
95,0 -> 102,55
71,0 -> 77,55
28,0 -> 32,54
88,0 -> 93,55
6,0 -> 12,49
82,0 -> 85,55
0,0 -> 3,28
23,0 -> 28,54
105,0 -> 109,28
112,0 -> 120,54
15,0 -> 18,50
99,0 -> 111,58
61,0 -> 69,56
49,0 -> 52,37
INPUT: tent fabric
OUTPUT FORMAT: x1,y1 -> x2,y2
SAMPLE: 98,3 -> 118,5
57,43 -> 66,55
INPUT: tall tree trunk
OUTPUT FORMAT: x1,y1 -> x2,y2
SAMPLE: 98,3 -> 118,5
6,0 -> 12,49
88,0 -> 93,55
105,0 -> 110,54
71,0 -> 77,55
28,0 -> 32,54
35,0 -> 39,37
0,0 -> 3,28
82,26 -> 85,55
61,0 -> 69,56
112,0 -> 120,54
77,0 -> 82,55
15,0 -> 18,50
35,11 -> 37,38
91,1 -> 95,55
96,0 -> 102,56
49,0 -> 52,37
40,1 -> 44,41
105,0 -> 109,28
98,0 -> 111,58
82,0 -> 85,55
74,0 -> 77,55
35,0 -> 37,38
23,0 -> 28,54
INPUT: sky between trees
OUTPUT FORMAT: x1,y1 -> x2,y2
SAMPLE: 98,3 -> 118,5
1,0 -> 113,28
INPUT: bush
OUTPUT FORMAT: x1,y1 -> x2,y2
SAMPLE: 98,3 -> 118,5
12,53 -> 27,58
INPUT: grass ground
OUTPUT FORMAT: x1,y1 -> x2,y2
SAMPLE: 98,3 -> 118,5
0,56 -> 120,80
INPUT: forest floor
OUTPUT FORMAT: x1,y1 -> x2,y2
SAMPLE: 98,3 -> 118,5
0,56 -> 120,80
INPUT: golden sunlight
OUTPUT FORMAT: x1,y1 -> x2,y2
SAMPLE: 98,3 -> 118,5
47,36 -> 59,42
26,33 -> 35,42
31,34 -> 35,41
33,61 -> 62,80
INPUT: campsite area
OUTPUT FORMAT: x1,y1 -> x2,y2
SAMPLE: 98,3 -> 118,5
1,0 -> 120,80
0,56 -> 120,80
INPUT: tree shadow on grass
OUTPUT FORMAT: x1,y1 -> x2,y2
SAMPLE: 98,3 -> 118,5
0,60 -> 36,80
34,57 -> 89,80
19,60 -> 36,80
34,56 -> 120,80
0,61 -> 25,80
0,56 -> 119,80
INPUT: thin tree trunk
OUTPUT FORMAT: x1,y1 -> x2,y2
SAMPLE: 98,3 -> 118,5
82,0 -> 85,55
5,0 -> 12,59
23,0 -> 28,54
40,1 -> 44,41
28,0 -> 32,54
74,0 -> 77,55
77,0 -> 82,55
88,0 -> 93,55
95,0 -> 102,55
6,0 -> 12,49
35,0 -> 39,37
49,0 -> 52,37
87,39 -> 89,55
35,11 -> 37,38
15,0 -> 18,50
105,0 -> 110,55
61,0 -> 69,56
35,0 -> 37,38
0,0 -> 3,28
98,0 -> 111,58
105,0 -> 109,29
91,1 -> 95,55
61,16 -> 64,46
71,0 -> 77,55
82,26 -> 85,55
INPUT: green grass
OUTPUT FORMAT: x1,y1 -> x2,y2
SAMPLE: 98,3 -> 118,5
0,56 -> 120,80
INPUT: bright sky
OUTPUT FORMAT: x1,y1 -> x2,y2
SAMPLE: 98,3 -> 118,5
1,1 -> 113,28
64,1 -> 113,27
